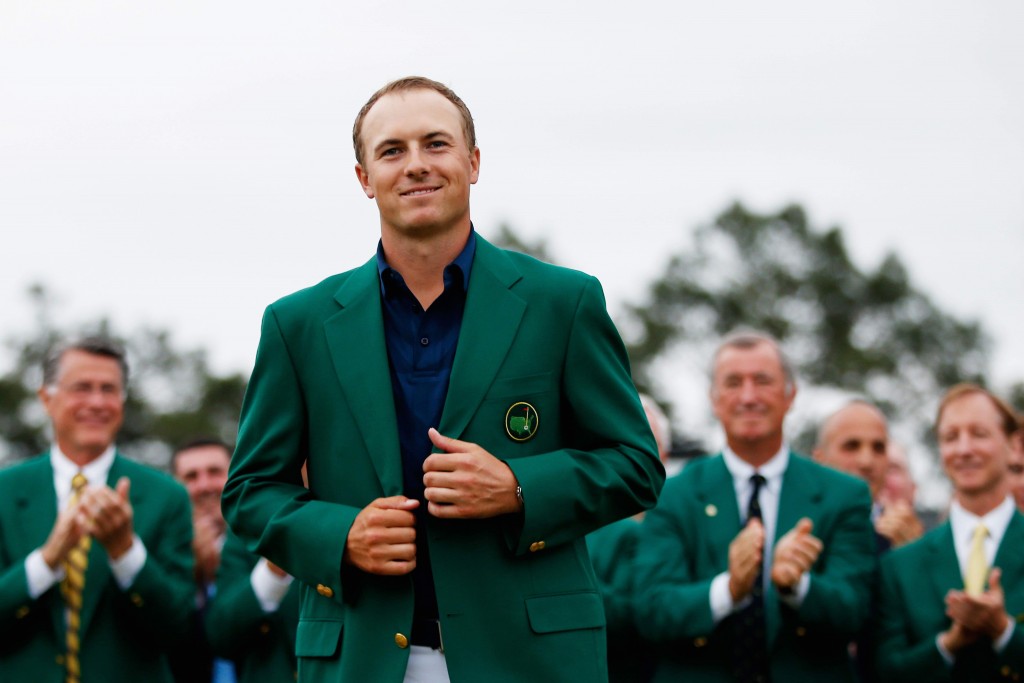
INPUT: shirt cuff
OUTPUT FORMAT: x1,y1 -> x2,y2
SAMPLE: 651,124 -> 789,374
251,558 -> 294,613
109,535 -> 146,589
25,548 -> 63,599
935,634 -> 955,665
777,572 -> 811,608
994,618 -> 1015,652
710,571 -> 750,623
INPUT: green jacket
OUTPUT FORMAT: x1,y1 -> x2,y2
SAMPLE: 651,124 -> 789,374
206,531 -> 300,683
875,512 -> 1024,682
222,235 -> 664,683
633,453 -> 877,683
0,452 -> 194,682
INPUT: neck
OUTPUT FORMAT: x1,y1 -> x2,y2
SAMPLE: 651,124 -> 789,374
728,437 -> 783,469
957,486 -> 1009,518
59,444 -> 106,469
381,224 -> 469,308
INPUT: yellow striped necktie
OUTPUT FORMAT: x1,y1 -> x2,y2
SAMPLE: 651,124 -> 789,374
61,473 -> 90,683
963,522 -> 989,596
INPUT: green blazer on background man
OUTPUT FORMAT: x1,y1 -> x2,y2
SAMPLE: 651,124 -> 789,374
633,452 -> 877,683
222,235 -> 665,683
0,452 -> 194,682
206,530 -> 300,683
875,511 -> 1024,682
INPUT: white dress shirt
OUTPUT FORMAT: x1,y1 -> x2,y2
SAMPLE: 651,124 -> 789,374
710,444 -> 809,622
934,496 -> 1016,661
25,445 -> 147,598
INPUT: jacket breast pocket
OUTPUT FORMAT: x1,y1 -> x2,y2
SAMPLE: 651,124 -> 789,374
525,591 -> 605,634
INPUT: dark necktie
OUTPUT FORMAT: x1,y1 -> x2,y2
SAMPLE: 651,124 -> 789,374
732,473 -> 771,683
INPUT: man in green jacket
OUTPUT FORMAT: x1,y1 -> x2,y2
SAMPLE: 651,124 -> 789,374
222,76 -> 664,683
634,330 -> 877,683
875,384 -> 1024,682
0,337 -> 194,682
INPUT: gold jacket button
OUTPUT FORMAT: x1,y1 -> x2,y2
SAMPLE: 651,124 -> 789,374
316,584 -> 334,598
130,593 -> 145,607
529,541 -> 546,552
15,605 -> 30,619
795,627 -> 807,637
693,637 -> 708,648
259,622 -> 271,634
395,633 -> 409,649
1000,665 -> 1010,676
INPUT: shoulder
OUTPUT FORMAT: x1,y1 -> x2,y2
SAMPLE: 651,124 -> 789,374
789,451 -> 871,494
115,455 -> 188,501
882,522 -> 946,572
0,453 -> 50,486
659,454 -> 722,498
476,237 -> 599,293
267,263 -> 372,318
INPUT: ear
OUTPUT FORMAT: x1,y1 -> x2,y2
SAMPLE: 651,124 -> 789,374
37,386 -> 54,417
355,163 -> 374,199
469,147 -> 481,185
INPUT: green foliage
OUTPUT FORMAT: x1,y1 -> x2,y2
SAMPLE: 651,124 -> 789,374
622,202 -> 991,442
0,284 -> 245,469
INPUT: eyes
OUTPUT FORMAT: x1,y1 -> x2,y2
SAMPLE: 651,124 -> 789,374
838,439 -> 887,455
721,373 -> 778,390
379,139 -> 452,159
60,381 -> 123,401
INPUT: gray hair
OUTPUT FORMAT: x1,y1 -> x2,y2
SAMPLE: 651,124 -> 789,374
710,329 -> 795,395
42,336 -> 129,389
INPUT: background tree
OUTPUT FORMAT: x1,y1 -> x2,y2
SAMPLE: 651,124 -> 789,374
0,284 -> 246,469
620,202 -> 992,459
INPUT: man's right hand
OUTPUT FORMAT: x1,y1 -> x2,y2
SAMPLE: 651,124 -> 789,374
40,500 -> 90,570
343,496 -> 419,576
728,518 -> 765,601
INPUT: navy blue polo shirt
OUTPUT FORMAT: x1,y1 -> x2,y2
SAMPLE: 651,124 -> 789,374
376,229 -> 476,624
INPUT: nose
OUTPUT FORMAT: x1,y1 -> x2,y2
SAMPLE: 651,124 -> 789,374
738,380 -> 758,404
404,146 -> 429,176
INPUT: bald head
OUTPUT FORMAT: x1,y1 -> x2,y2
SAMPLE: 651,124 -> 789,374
814,401 -> 889,499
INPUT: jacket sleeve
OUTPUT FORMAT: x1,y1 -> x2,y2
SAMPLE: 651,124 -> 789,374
504,276 -> 665,554
222,304 -> 360,606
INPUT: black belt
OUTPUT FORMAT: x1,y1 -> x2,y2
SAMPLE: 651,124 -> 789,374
411,618 -> 443,650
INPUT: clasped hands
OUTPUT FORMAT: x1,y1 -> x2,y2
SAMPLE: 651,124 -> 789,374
41,477 -> 135,569
728,517 -> 822,602
940,568 -> 1011,653
344,428 -> 522,576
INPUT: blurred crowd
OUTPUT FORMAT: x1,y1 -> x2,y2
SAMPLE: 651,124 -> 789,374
1,330 -> 1021,683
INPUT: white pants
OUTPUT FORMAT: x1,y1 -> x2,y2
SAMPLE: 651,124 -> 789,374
403,645 -> 450,683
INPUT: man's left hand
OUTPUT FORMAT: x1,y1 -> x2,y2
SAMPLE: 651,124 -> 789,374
423,428 -> 522,519
946,567 -> 1011,640
771,517 -> 822,590
81,477 -> 135,560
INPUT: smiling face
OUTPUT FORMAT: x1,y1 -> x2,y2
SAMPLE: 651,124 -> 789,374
710,340 -> 795,464
938,391 -> 1012,511
355,88 -> 480,242
814,403 -> 889,499
173,444 -> 231,521
38,349 -> 125,465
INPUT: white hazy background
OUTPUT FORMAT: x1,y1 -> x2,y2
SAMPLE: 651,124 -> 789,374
2,2 -> 1022,502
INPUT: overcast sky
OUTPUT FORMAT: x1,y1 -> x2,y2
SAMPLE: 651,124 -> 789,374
2,1 -> 1022,464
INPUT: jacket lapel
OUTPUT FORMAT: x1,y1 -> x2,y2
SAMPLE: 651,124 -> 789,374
694,456 -> 743,564
437,237 -> 525,440
994,511 -> 1024,597
78,455 -> 127,636
768,454 -> 825,643
324,259 -> 403,496
927,523 -> 962,601
13,455 -> 62,638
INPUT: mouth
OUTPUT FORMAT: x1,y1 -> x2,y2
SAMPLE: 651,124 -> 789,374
400,186 -> 439,197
